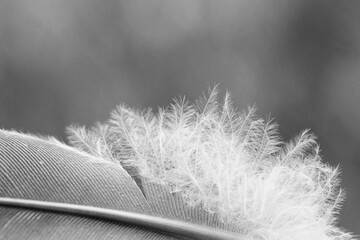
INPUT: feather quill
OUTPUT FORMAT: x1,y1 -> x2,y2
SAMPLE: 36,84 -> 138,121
0,88 -> 356,240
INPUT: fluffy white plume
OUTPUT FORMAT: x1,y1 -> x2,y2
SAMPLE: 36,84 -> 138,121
67,87 -> 355,240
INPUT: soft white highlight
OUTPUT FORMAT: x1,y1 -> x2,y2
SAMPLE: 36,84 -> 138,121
68,87 -> 355,240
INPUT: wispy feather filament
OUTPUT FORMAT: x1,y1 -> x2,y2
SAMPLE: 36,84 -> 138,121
66,87 -> 354,240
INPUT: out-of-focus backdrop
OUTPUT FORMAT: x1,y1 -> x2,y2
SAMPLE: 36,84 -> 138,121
0,0 -> 359,234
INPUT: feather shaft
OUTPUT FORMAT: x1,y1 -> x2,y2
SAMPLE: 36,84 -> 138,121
0,197 -> 242,240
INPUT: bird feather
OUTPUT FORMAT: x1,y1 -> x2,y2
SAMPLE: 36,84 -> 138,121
0,88 -> 356,240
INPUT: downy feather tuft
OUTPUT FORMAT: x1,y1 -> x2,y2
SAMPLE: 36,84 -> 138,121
65,87 -> 354,240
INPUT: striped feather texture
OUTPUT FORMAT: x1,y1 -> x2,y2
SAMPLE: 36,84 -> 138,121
0,130 -> 242,240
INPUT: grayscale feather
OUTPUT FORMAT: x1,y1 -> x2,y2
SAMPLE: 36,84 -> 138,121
0,87 -> 356,240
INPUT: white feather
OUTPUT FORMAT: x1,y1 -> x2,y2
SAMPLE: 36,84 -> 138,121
67,87 -> 355,240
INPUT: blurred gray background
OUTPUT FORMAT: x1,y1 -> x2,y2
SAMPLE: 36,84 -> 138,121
0,0 -> 359,234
